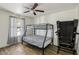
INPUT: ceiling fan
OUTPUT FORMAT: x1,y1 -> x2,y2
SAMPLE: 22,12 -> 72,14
24,3 -> 44,15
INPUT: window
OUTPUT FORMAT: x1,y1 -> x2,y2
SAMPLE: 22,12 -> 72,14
10,16 -> 25,37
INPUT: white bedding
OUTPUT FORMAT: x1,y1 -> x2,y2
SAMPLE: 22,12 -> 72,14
23,35 -> 52,48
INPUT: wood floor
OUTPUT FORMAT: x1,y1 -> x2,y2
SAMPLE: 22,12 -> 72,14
0,43 -> 73,55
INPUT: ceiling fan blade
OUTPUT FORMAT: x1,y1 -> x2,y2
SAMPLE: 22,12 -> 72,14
33,12 -> 36,15
31,3 -> 38,10
24,11 -> 30,13
24,7 -> 30,9
35,10 -> 44,12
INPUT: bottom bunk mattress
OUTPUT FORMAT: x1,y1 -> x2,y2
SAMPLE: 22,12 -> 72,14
23,35 -> 52,48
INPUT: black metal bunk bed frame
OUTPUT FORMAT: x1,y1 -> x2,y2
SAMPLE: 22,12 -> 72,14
22,24 -> 54,55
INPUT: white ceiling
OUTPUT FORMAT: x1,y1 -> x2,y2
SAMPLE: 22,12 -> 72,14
0,3 -> 78,17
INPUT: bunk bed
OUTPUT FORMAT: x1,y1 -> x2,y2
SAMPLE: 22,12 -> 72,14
22,23 -> 54,54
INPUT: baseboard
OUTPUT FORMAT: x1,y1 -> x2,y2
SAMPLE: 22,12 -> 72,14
0,42 -> 20,49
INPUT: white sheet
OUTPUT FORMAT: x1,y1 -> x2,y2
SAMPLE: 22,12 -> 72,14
23,35 -> 52,48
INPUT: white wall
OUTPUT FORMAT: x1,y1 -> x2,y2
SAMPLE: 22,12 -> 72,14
0,9 -> 34,48
25,17 -> 34,25
34,8 -> 78,46
0,10 -> 12,48
75,7 -> 79,54
25,17 -> 34,35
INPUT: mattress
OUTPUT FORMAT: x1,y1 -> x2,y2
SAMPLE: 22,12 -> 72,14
23,35 -> 52,48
